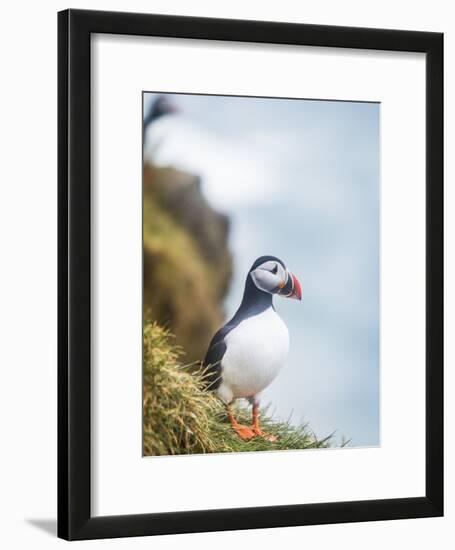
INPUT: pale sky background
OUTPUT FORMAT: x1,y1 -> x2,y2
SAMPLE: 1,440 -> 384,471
144,92 -> 380,447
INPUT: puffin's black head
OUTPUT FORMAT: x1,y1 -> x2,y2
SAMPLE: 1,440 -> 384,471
249,255 -> 302,301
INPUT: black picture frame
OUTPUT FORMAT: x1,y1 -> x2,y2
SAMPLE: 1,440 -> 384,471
58,8 -> 443,541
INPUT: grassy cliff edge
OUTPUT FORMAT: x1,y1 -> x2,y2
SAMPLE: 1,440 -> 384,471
143,322 -> 332,456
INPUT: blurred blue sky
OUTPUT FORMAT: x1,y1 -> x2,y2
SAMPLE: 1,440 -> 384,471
144,92 -> 380,447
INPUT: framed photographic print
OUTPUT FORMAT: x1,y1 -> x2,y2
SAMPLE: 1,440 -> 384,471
58,9 -> 443,540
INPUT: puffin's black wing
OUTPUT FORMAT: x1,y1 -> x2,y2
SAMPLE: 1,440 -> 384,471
203,299 -> 259,391
203,323 -> 236,391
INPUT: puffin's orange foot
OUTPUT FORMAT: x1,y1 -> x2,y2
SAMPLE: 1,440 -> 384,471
252,429 -> 279,442
232,424 -> 256,440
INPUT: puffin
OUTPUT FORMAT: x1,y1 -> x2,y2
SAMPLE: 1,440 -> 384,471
143,95 -> 178,149
204,255 -> 302,441
143,95 -> 178,131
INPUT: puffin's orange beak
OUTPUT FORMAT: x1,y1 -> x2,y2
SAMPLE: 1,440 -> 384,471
289,273 -> 302,301
277,271 -> 302,300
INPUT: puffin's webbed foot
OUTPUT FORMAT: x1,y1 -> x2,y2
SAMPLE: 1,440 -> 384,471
226,404 -> 256,440
233,424 -> 256,440
251,403 -> 279,442
252,427 -> 279,442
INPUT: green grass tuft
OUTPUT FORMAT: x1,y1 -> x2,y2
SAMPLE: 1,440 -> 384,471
143,322 -> 333,456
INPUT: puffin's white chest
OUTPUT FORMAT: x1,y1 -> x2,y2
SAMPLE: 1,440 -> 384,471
219,307 -> 290,401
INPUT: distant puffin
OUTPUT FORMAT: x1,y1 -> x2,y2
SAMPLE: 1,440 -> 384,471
143,95 -> 178,147
143,95 -> 178,130
204,255 -> 302,441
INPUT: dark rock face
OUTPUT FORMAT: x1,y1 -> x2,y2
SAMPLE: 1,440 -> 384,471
143,163 -> 232,363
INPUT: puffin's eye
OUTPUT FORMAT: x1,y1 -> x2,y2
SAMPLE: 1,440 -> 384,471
271,264 -> 278,275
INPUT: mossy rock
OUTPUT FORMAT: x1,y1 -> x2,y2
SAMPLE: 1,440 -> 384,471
143,163 -> 232,362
